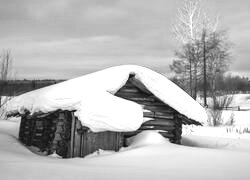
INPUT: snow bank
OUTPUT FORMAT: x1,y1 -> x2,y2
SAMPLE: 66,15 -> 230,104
221,110 -> 250,127
183,125 -> 250,140
0,96 -> 13,119
127,131 -> 170,148
198,94 -> 250,109
7,65 -> 207,132
1,120 -> 250,180
229,94 -> 250,109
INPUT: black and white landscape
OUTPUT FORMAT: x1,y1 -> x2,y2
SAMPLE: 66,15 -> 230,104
0,0 -> 250,179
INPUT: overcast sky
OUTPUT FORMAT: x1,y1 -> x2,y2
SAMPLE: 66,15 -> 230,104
0,0 -> 250,79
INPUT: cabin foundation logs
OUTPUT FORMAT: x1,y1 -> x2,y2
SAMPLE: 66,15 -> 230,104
18,111 -> 72,157
18,110 -> 183,158
51,111 -> 72,157
19,113 -> 57,154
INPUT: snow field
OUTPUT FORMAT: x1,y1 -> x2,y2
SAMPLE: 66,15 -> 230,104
1,119 -> 250,180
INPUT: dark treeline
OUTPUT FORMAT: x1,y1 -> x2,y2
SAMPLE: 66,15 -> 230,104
0,79 -> 65,96
170,74 -> 250,96
216,75 -> 250,93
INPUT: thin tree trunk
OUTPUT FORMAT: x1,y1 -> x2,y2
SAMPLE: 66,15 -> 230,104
194,61 -> 197,100
189,58 -> 193,97
203,30 -> 207,107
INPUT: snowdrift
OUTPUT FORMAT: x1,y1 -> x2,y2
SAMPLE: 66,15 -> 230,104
7,65 -> 207,132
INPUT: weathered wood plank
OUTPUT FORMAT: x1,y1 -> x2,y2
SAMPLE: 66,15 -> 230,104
126,96 -> 156,102
142,119 -> 175,127
129,77 -> 152,94
73,119 -> 82,157
143,111 -> 174,119
115,92 -> 152,99
139,125 -> 175,131
69,112 -> 76,158
158,131 -> 175,138
117,88 -> 141,93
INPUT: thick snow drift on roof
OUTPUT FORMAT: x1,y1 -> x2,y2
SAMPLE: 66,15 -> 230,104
7,65 -> 207,132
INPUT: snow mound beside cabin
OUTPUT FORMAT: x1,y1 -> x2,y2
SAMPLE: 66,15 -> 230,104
127,131 -> 171,148
6,65 -> 207,132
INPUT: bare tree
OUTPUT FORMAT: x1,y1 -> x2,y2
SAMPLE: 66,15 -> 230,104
170,0 -> 223,102
0,50 -> 12,81
171,0 -> 204,98
206,31 -> 231,99
172,0 -> 204,44
0,50 -> 13,119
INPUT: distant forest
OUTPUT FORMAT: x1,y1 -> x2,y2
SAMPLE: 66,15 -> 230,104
0,79 -> 65,96
170,74 -> 250,96
1,74 -> 250,97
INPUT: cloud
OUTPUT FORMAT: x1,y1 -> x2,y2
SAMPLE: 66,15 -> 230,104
83,6 -> 128,21
0,0 -> 250,78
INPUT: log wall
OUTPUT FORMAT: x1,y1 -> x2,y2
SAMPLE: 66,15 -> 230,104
19,111 -> 123,158
18,75 -> 191,157
70,118 -> 123,157
115,77 -> 182,144
19,111 -> 72,157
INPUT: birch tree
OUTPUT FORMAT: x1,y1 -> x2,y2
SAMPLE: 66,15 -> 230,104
172,0 -> 203,44
170,0 -> 220,102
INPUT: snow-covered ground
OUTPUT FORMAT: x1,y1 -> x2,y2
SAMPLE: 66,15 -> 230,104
2,93 -> 250,179
197,94 -> 250,127
1,118 -> 250,180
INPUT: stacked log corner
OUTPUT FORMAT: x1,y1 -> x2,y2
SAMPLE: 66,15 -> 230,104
19,111 -> 72,158
18,111 -> 124,158
51,111 -> 72,157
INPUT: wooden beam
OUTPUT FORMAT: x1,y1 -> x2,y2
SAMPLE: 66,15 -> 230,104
142,119 -> 175,127
69,112 -> 76,158
139,125 -> 175,131
115,92 -> 151,99
158,131 -> 175,138
143,111 -> 174,119
117,88 -> 141,93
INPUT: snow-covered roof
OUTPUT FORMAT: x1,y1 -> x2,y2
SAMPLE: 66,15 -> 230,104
7,65 -> 207,132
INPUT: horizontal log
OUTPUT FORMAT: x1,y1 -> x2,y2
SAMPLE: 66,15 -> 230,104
143,111 -> 174,119
35,126 -> 44,130
35,133 -> 43,136
145,111 -> 174,117
128,96 -> 156,102
123,131 -> 141,137
130,78 -> 152,93
139,100 -> 169,106
139,125 -> 175,131
117,88 -> 141,93
158,131 -> 175,138
115,91 -> 152,99
122,83 -> 135,88
123,130 -> 174,138
143,102 -> 175,109
116,93 -> 173,110
142,119 -> 175,127
182,117 -> 200,125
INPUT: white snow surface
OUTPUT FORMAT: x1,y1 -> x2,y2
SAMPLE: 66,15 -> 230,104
1,119 -> 250,180
7,65 -> 207,132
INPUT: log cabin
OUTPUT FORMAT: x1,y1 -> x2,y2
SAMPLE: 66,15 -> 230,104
7,65 -> 207,158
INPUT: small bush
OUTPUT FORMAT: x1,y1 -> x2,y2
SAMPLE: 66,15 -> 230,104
0,96 -> 12,120
207,95 -> 233,126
